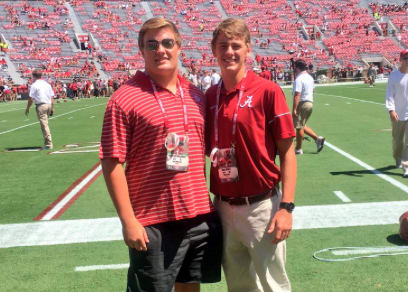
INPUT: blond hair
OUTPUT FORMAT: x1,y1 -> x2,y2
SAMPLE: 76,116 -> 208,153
138,17 -> 181,49
211,18 -> 250,49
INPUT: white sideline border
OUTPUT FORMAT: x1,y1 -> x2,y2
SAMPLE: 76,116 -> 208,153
1,200 -> 408,248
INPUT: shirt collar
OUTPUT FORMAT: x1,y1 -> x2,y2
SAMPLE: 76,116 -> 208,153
220,70 -> 255,95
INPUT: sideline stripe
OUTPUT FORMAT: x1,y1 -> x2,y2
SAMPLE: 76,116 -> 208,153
325,142 -> 408,194
333,191 -> 351,203
315,93 -> 384,106
0,103 -> 106,135
75,264 -> 129,272
2,200 -> 408,248
34,162 -> 102,221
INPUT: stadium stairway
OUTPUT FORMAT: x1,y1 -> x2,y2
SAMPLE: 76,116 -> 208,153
4,54 -> 24,85
141,2 -> 154,19
214,1 -> 228,19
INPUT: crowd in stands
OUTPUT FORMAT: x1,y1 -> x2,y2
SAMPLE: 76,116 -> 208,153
0,0 -> 407,102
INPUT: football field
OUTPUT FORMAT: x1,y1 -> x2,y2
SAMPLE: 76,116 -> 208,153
1,82 -> 408,291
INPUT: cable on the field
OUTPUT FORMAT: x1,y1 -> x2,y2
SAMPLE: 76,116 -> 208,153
313,246 -> 408,262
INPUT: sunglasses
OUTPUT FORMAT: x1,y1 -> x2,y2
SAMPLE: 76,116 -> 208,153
145,39 -> 176,51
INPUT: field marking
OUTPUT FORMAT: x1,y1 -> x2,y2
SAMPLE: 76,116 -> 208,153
325,141 -> 408,194
332,247 -> 408,256
34,162 -> 102,221
75,264 -> 129,272
0,107 -> 26,114
333,191 -> 351,203
50,143 -> 100,154
0,103 -> 106,135
2,200 -> 408,248
315,93 -> 384,106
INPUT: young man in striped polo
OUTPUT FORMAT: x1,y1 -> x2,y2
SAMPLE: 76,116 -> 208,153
100,17 -> 222,292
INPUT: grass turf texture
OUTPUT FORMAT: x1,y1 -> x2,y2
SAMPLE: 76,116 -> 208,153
1,83 -> 408,291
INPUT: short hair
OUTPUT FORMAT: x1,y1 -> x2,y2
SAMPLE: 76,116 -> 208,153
294,59 -> 307,71
32,69 -> 42,79
138,17 -> 181,50
211,18 -> 251,49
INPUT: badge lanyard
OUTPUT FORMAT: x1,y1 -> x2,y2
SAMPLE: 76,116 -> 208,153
148,76 -> 189,134
214,75 -> 247,147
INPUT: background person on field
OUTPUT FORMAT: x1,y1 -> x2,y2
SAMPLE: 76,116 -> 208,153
100,17 -> 222,292
292,59 -> 325,155
385,49 -> 408,177
206,18 -> 296,292
25,69 -> 54,150
367,64 -> 376,87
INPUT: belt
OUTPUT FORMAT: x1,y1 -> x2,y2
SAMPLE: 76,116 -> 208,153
215,188 -> 277,206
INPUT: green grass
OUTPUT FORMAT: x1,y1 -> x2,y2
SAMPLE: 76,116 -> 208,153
1,83 -> 408,292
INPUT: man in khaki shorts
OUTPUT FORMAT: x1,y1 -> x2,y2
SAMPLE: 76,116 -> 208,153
25,69 -> 54,150
292,59 -> 325,155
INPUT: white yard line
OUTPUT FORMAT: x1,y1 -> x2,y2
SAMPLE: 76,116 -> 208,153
315,93 -> 384,106
333,191 -> 351,203
0,107 -> 26,114
38,165 -> 102,221
325,142 -> 408,193
0,103 -> 106,135
50,150 -> 100,154
75,264 -> 129,272
2,200 -> 408,248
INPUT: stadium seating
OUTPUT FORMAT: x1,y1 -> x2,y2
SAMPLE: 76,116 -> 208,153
0,0 -> 406,85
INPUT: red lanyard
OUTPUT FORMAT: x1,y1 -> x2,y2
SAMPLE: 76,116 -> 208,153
148,76 -> 189,134
214,74 -> 247,147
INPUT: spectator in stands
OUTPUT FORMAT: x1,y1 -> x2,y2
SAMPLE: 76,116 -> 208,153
100,17 -> 222,292
259,65 -> 271,80
201,70 -> 211,91
206,18 -> 296,292
210,69 -> 221,86
292,59 -> 325,155
25,69 -> 54,150
188,68 -> 199,87
367,64 -> 376,87
385,49 -> 408,176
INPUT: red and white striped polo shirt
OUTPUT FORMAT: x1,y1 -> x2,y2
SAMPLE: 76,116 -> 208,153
100,71 -> 213,226
206,70 -> 295,197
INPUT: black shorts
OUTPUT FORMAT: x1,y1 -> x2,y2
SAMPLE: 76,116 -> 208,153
127,212 -> 222,292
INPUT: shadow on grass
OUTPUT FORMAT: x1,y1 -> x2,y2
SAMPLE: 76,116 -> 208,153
387,234 -> 408,246
330,165 -> 403,177
5,146 -> 42,152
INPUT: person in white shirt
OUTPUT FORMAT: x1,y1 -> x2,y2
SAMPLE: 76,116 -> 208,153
201,70 -> 211,91
385,49 -> 408,176
210,69 -> 221,86
188,68 -> 199,87
25,69 -> 55,150
292,59 -> 325,154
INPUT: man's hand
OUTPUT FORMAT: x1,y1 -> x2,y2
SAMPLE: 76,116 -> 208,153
389,110 -> 398,122
267,209 -> 293,244
50,108 -> 54,117
122,219 -> 149,251
292,108 -> 298,117
25,108 -> 29,116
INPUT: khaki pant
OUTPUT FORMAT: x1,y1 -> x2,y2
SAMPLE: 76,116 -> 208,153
214,193 -> 291,292
36,104 -> 53,148
293,101 -> 313,129
392,120 -> 408,164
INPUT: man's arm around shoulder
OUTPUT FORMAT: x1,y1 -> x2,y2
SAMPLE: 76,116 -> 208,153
101,157 -> 149,251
